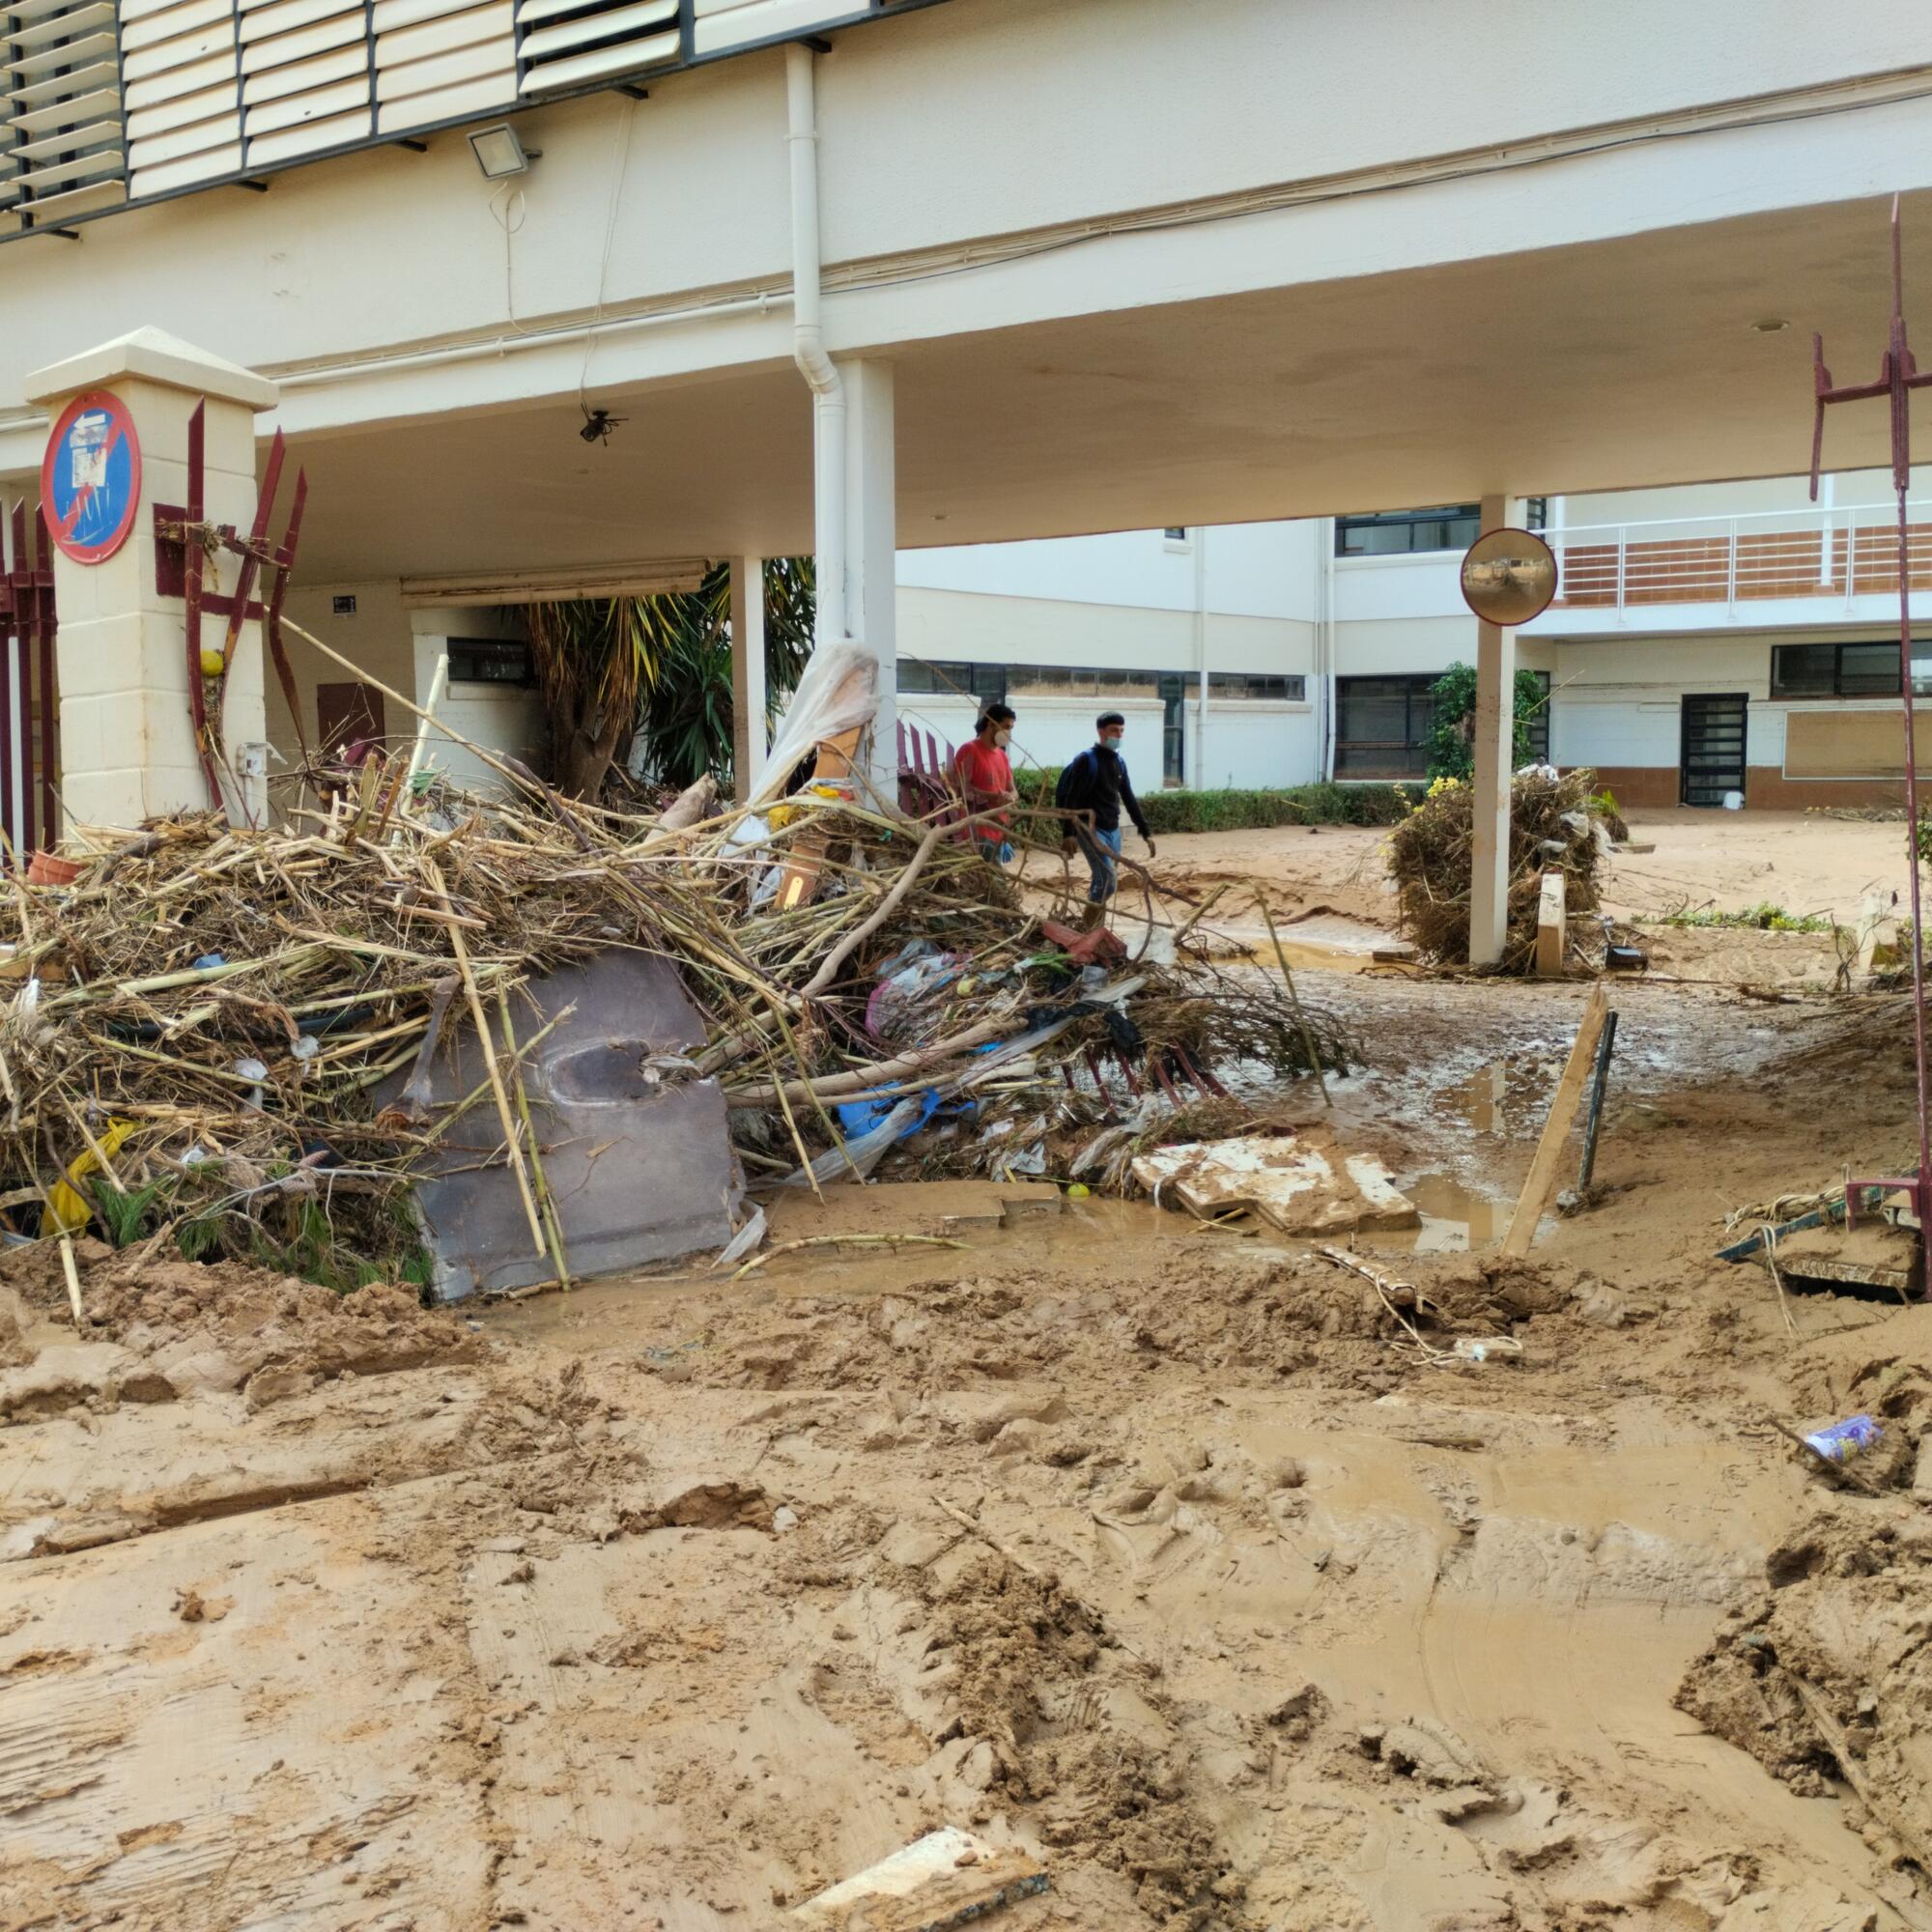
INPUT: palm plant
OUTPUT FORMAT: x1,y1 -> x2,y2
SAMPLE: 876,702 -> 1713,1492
525,558 -> 815,797
526,597 -> 659,799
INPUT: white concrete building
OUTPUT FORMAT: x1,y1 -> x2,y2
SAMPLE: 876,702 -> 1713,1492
896,469 -> 1931,810
894,521 -> 1321,786
4,0 -> 1932,864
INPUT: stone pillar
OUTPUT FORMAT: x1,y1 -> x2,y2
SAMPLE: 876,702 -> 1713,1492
728,555 -> 767,801
841,358 -> 897,795
23,328 -> 277,838
1468,493 -> 1515,968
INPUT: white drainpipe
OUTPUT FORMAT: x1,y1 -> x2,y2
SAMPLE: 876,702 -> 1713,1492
1317,517 -> 1338,781
1193,526 -> 1208,785
784,43 -> 848,648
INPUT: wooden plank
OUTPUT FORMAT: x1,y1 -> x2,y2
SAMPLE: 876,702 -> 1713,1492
1502,984 -> 1608,1256
1533,870 -> 1566,978
773,725 -> 863,913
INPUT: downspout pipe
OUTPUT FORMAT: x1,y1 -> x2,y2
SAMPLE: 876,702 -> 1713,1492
1192,526 -> 1208,786
1323,520 -> 1338,781
785,43 -> 848,648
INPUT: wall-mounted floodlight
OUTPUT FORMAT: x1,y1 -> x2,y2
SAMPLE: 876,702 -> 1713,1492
469,124 -> 539,180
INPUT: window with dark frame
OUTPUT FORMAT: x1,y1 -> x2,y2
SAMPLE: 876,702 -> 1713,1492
1523,669 -> 1552,764
446,639 -> 533,686
1770,639 -> 1932,699
895,660 -> 1008,705
1335,497 -> 1547,557
898,664 -> 1307,704
1207,671 -> 1307,701
1334,673 -> 1439,779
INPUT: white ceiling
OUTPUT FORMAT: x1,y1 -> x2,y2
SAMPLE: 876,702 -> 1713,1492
23,190 -> 1932,584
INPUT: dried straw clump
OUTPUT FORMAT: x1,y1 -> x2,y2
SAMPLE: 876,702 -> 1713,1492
0,771 -> 1345,1283
1385,769 -> 1608,970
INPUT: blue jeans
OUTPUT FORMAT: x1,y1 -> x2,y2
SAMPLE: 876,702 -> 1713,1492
1085,827 -> 1122,902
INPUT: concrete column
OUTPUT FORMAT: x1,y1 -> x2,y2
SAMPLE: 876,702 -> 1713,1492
728,554 -> 767,800
24,328 -> 276,837
841,357 -> 897,793
1468,492 -> 1515,967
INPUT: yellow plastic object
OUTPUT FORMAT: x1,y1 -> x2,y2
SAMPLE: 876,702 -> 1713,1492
42,1117 -> 136,1236
1066,1182 -> 1091,1200
769,804 -> 797,830
200,647 -> 226,678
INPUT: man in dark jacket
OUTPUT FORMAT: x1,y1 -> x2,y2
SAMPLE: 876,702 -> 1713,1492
1055,711 -> 1156,904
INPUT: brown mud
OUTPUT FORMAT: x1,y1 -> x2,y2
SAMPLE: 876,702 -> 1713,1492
2,822 -> 1930,1930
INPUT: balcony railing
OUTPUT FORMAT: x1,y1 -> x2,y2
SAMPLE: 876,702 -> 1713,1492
1542,499 -> 1932,617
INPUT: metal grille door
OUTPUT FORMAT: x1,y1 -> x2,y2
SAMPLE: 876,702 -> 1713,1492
1680,692 -> 1747,808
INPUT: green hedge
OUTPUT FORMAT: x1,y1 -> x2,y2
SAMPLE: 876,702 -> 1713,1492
1019,769 -> 1420,834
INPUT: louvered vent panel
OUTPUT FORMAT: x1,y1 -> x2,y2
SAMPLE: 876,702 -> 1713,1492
370,0 -> 472,32
371,0 -> 507,123
238,0 -> 368,165
244,98 -> 358,157
3,0 -> 125,223
240,39 -> 360,103
124,48 -> 233,111
514,0 -> 672,95
6,0 -> 941,241
119,0 -> 241,198
692,0 -> 841,58
132,130 -> 234,185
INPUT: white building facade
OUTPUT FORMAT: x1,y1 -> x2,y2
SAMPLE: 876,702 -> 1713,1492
896,469 -> 1930,810
894,522 -> 1322,786
5,0 -> 1932,835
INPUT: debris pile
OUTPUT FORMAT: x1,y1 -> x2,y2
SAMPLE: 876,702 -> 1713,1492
1385,767 -> 1610,969
0,777 -> 1341,1287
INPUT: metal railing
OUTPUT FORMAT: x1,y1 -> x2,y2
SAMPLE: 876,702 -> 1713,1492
1543,499 -> 1932,616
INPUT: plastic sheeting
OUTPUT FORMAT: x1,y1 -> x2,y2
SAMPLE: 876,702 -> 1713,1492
753,640 -> 879,806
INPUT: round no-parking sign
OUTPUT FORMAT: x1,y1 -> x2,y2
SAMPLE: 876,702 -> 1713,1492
41,390 -> 143,564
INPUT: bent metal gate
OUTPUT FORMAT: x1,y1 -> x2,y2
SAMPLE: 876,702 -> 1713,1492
0,502 -> 56,862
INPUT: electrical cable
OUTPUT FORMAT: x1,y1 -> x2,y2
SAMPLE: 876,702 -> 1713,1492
486,181 -> 537,337
579,96 -> 639,422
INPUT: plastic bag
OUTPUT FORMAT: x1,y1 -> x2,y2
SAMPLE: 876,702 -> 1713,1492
866,946 -> 959,1042
42,1117 -> 137,1236
782,1094 -> 924,1188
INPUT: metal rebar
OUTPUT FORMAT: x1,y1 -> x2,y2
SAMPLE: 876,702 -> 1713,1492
1576,1009 -> 1619,1195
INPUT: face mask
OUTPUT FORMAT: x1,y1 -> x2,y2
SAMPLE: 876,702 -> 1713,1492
994,729 -> 1012,749
1101,734 -> 1122,751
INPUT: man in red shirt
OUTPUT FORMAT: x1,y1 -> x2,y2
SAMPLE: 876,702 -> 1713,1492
951,704 -> 1018,864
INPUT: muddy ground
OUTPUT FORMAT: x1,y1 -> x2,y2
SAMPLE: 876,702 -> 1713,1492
3,823 -> 1930,1931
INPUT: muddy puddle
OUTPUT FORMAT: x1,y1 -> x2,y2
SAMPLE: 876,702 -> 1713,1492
1438,1055 -> 1563,1135
1200,912 -> 1414,977
1373,1171 -> 1508,1253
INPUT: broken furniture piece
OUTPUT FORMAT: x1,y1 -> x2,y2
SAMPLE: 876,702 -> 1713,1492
792,1828 -> 1047,1929
1719,1189 -> 1921,1301
372,951 -> 740,1298
1132,1126 -> 1416,1236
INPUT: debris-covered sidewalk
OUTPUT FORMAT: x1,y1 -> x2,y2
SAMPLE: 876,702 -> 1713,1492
0,764 -> 1344,1296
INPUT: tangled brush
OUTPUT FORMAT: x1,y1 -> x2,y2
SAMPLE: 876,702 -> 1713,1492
1386,769 -> 1610,970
